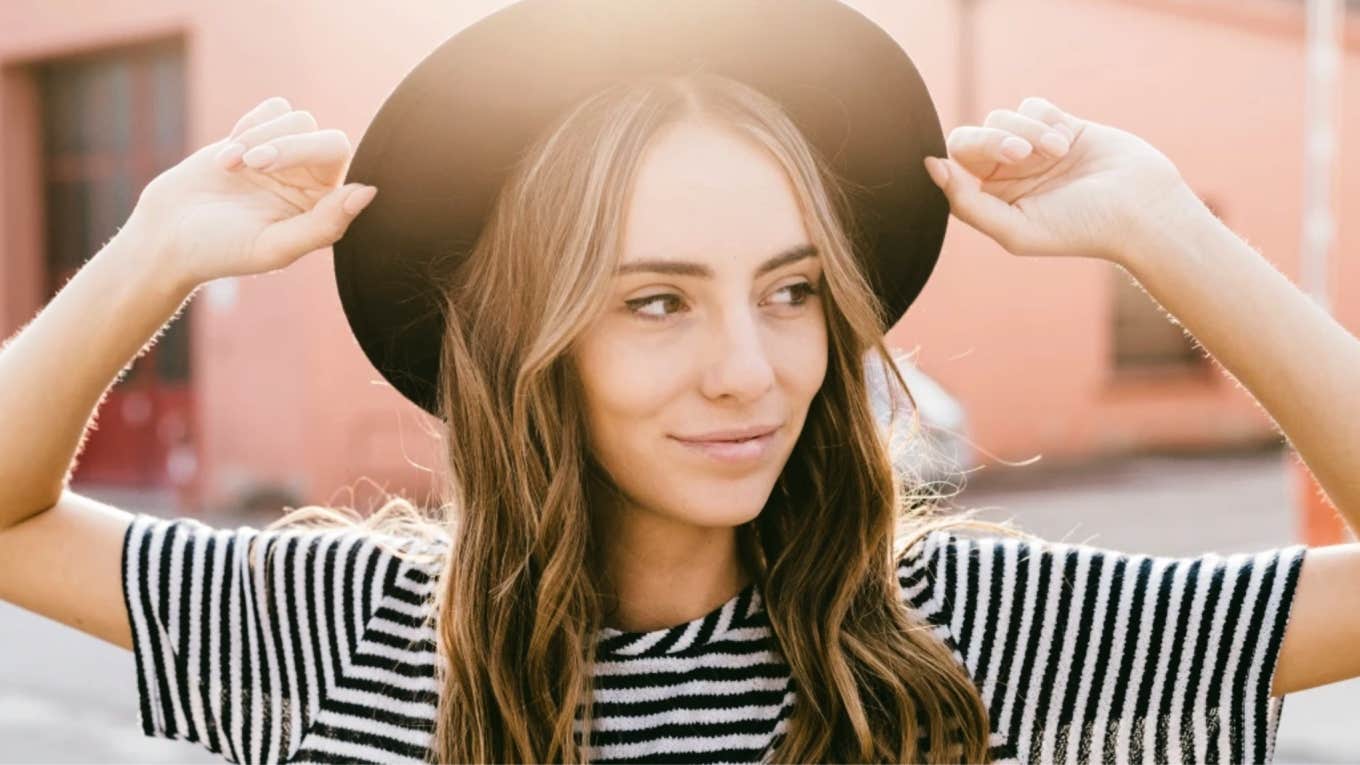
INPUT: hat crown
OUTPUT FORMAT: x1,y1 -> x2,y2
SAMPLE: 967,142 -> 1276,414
334,0 -> 947,417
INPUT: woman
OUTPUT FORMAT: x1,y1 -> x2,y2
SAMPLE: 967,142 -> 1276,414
2,4 -> 1358,765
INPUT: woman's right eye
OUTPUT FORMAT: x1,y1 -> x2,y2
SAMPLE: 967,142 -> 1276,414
625,293 -> 688,321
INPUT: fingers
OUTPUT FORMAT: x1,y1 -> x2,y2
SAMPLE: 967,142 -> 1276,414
1015,96 -> 1085,142
921,95 -> 1085,257
227,96 -> 292,143
217,109 -> 319,170
941,97 -> 1085,179
944,126 -> 1030,175
945,113 -> 1071,178
239,129 -> 353,183
252,183 -> 378,271
924,149 -> 1069,259
983,109 -> 1071,158
924,154 -> 1040,255
238,109 -> 319,150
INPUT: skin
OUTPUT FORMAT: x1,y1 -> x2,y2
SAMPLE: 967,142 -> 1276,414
570,120 -> 828,633
925,97 -> 1360,697
4,95 -> 1359,698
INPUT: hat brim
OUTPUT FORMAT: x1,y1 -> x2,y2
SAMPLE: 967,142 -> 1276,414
333,0 -> 949,418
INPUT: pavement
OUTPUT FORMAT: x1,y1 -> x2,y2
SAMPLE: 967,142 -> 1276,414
1,445 -> 1354,762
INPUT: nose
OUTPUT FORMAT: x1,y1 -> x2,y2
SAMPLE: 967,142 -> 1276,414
697,307 -> 776,402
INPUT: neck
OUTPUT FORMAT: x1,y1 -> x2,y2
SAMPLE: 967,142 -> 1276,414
591,480 -> 750,633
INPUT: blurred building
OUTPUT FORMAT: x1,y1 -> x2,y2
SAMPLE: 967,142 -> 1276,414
0,0 -> 1356,516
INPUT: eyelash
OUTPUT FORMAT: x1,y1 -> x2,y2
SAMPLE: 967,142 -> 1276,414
624,280 -> 821,322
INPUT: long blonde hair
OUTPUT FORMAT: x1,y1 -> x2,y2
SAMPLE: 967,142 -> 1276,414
270,72 -> 1037,763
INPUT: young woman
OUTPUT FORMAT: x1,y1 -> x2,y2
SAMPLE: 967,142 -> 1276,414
3,4 -> 1359,764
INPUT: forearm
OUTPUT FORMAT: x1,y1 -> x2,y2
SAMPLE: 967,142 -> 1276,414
0,218 -> 194,528
1116,188 -> 1360,524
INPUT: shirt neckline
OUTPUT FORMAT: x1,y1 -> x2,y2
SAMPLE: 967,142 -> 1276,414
595,580 -> 761,659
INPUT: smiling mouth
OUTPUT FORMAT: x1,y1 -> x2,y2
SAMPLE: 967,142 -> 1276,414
672,423 -> 782,442
669,428 -> 779,464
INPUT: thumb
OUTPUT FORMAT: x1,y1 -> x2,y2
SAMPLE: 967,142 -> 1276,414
254,183 -> 377,269
924,156 -> 1039,256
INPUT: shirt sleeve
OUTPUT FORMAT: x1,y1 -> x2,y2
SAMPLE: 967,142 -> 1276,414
897,529 -> 1307,764
119,512 -> 428,763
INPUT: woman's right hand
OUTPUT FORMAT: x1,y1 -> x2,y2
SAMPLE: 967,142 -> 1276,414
126,96 -> 377,290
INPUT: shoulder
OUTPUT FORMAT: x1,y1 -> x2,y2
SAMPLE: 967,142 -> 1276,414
897,525 -> 1306,605
894,524 -> 1310,673
894,526 -> 993,600
892,526 -> 1308,762
122,512 -> 448,609
120,512 -> 449,761
895,525 -> 1307,642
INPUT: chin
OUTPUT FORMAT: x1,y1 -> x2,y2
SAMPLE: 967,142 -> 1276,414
664,483 -> 773,528
674,508 -> 763,530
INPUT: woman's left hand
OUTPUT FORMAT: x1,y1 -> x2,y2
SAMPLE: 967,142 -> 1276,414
924,96 -> 1195,263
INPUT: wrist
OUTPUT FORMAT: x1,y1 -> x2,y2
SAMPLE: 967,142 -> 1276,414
112,212 -> 197,298
1111,183 -> 1217,274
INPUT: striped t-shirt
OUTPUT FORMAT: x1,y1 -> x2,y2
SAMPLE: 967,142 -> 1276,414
121,513 -> 1306,763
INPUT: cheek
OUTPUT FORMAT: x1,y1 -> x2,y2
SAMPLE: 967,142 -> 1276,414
574,330 -> 687,445
778,317 -> 829,399
573,314 -> 827,446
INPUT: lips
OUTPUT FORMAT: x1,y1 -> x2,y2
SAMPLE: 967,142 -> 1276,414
669,425 -> 781,464
672,423 -> 781,443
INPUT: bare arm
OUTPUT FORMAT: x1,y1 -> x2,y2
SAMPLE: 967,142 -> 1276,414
0,221 -> 192,528
1114,188 -> 1360,698
0,492 -> 136,648
924,95 -> 1360,523
1117,188 -> 1360,526
0,219 -> 190,648
0,95 -> 375,651
927,95 -> 1360,699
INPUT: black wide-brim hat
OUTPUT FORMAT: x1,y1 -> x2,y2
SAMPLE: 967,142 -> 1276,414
334,0 -> 949,419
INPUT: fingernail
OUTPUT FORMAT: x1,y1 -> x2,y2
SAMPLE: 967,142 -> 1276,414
343,185 -> 378,215
1000,137 -> 1032,161
923,156 -> 949,187
242,144 -> 279,169
1039,131 -> 1070,156
216,142 -> 246,168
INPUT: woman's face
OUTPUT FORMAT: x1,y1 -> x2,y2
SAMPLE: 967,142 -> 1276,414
572,120 -> 828,530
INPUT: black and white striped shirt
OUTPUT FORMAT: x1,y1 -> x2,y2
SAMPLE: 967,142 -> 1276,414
122,512 -> 1306,763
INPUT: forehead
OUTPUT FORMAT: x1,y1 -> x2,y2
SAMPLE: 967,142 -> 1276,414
619,120 -> 811,270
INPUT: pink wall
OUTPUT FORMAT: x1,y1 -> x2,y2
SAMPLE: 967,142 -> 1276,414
1,0 -> 1355,512
886,0 -> 1360,466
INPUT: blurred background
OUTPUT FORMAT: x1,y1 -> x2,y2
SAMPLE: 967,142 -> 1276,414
1,0 -> 1357,760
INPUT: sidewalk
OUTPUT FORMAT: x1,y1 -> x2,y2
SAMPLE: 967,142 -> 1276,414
957,444 -> 1359,763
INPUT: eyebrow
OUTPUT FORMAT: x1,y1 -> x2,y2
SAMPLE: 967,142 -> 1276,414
616,243 -> 819,279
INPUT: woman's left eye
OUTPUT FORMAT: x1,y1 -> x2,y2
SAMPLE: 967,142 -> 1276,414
624,280 -> 819,322
771,280 -> 819,306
